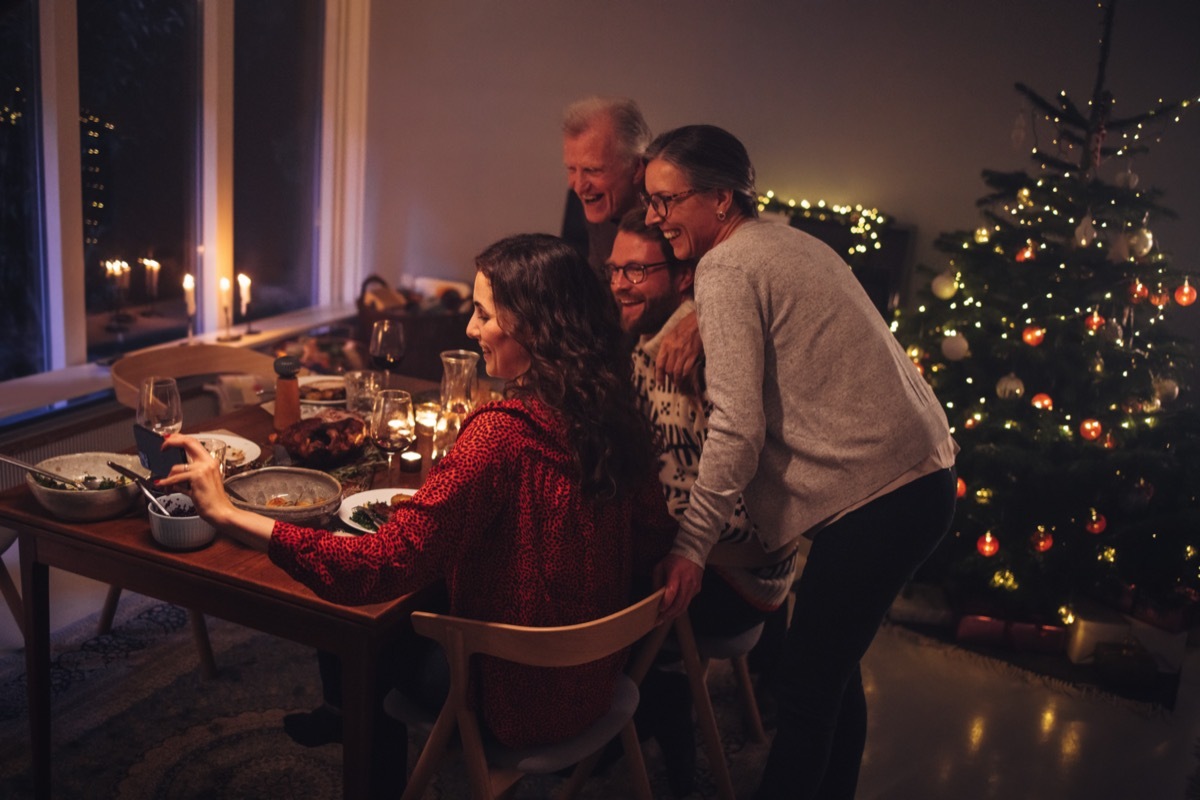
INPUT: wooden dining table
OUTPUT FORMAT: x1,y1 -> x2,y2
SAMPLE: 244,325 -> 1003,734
1,374 -> 438,800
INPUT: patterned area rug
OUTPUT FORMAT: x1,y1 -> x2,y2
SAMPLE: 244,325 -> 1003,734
0,594 -> 768,799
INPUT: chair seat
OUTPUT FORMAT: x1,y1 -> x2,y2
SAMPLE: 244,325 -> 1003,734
384,674 -> 640,776
695,622 -> 764,660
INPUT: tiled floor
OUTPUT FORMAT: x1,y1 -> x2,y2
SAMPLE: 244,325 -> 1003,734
2,538 -> 1197,799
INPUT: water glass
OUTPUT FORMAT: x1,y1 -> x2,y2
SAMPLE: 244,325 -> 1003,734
344,370 -> 381,419
194,437 -> 228,477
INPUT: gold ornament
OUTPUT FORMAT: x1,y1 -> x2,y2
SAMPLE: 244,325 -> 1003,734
996,372 -> 1025,399
1152,376 -> 1179,403
1129,228 -> 1154,258
941,332 -> 970,361
931,272 -> 958,300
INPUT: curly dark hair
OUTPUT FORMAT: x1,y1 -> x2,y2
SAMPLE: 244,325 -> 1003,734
475,233 -> 658,499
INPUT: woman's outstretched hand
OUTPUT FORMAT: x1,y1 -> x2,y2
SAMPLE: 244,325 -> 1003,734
156,434 -> 274,549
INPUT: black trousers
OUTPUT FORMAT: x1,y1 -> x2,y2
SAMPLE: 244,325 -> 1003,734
753,467 -> 956,800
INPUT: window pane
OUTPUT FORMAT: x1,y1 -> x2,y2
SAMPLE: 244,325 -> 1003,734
79,0 -> 199,362
0,0 -> 47,381
234,0 -> 324,322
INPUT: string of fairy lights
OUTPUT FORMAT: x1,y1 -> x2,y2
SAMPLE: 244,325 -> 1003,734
756,190 -> 889,262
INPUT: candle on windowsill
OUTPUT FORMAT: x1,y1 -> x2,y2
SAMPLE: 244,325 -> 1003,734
400,450 -> 422,473
183,274 -> 196,316
142,258 -> 160,297
237,273 -> 251,317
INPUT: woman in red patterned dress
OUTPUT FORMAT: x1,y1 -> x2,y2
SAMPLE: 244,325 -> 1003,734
163,234 -> 676,791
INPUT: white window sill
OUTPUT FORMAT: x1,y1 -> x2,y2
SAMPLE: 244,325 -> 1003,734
0,303 -> 358,425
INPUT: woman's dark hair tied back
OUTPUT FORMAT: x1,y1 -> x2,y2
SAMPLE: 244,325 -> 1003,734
645,124 -> 759,219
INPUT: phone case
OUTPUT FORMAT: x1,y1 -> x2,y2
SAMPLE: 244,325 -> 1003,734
133,424 -> 187,479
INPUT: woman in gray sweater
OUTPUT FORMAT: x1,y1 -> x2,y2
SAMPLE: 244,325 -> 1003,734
643,124 -> 957,800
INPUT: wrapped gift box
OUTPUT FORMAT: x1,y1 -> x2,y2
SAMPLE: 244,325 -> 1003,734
1127,616 -> 1188,673
1067,601 -> 1130,664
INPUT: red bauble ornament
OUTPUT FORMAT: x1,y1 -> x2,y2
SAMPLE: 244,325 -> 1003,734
1031,393 -> 1053,410
1030,527 -> 1054,553
1102,431 -> 1118,449
1085,509 -> 1107,534
977,532 -> 999,557
1015,243 -> 1036,262
1022,326 -> 1046,346
1130,280 -> 1149,303
1084,310 -> 1105,332
1079,419 -> 1103,440
956,477 -> 967,498
1150,287 -> 1170,308
1177,279 -> 1197,306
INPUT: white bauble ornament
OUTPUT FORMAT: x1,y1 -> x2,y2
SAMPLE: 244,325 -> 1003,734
931,272 -> 958,300
941,332 -> 970,361
1074,214 -> 1097,247
1152,377 -> 1179,403
1115,168 -> 1139,189
996,372 -> 1025,400
1129,228 -> 1154,258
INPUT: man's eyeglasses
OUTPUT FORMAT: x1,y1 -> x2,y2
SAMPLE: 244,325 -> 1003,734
606,261 -> 670,284
640,189 -> 700,218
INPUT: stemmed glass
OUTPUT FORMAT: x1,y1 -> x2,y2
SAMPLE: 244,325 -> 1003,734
137,376 -> 183,436
369,319 -> 407,389
370,389 -> 415,476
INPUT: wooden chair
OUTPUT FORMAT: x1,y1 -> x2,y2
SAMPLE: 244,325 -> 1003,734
105,342 -> 275,678
695,622 -> 769,744
0,529 -> 23,639
617,613 -> 738,800
109,342 -> 276,409
386,589 -> 668,800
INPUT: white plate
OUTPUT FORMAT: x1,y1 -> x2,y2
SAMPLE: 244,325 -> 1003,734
193,432 -> 261,468
298,375 -> 347,406
338,487 -> 417,533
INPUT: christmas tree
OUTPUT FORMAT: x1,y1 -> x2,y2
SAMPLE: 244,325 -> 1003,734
893,1 -> 1200,627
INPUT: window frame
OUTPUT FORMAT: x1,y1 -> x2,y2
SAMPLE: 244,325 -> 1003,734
21,0 -> 368,400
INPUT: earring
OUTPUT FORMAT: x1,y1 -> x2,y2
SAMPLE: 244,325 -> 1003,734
717,210 -> 727,221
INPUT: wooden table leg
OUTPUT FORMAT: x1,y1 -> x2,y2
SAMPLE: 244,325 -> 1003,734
20,533 -> 51,799
341,636 -> 377,800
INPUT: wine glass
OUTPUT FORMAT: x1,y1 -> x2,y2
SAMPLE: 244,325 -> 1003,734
370,389 -> 415,476
137,376 -> 183,435
369,319 -> 407,388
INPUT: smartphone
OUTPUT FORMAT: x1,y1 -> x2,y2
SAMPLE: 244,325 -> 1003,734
133,424 -> 187,479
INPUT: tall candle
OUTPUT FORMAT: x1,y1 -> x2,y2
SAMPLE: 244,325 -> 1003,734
117,260 -> 130,291
237,273 -> 251,316
183,274 -> 196,316
219,276 -> 232,312
142,258 -> 160,297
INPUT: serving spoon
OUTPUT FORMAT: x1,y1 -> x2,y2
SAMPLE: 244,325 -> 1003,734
106,461 -> 172,515
0,453 -> 97,490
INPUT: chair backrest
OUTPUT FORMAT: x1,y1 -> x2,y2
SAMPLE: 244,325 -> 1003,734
410,587 -> 667,668
400,588 -> 667,800
109,343 -> 277,409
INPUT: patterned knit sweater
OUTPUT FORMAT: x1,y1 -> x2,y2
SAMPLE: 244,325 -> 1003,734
631,301 -> 795,611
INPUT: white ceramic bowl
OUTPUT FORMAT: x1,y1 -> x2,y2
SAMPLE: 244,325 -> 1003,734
25,452 -> 144,522
148,493 -> 216,550
224,467 -> 342,528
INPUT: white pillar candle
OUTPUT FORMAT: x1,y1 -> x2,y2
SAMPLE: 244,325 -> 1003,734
237,273 -> 251,316
143,258 -> 160,296
219,276 -> 232,311
183,274 -> 196,316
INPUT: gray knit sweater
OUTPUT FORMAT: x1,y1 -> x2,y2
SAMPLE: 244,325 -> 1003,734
674,219 -> 953,567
